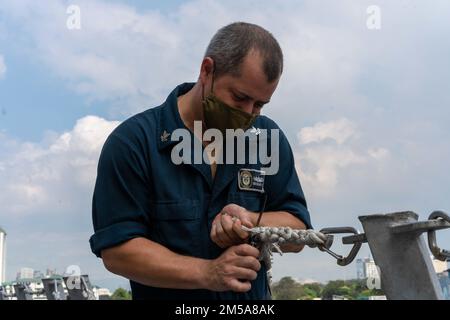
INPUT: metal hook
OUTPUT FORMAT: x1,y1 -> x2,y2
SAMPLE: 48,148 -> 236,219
427,211 -> 450,261
319,227 -> 364,266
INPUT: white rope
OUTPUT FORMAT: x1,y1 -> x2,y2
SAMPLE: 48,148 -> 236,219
241,226 -> 328,284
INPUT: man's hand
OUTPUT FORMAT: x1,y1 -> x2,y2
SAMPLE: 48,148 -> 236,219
210,203 -> 256,248
203,244 -> 261,292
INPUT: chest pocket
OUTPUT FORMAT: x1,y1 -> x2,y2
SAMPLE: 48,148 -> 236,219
228,192 -> 263,213
150,200 -> 201,256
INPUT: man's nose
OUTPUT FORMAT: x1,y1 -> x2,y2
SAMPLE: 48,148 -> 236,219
236,102 -> 254,115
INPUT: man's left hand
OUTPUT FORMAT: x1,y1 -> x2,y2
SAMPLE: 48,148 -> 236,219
210,204 -> 255,249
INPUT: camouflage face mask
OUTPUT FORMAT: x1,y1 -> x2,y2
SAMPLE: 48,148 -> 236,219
202,73 -> 257,136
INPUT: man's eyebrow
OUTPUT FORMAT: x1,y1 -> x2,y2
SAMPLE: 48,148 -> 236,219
234,89 -> 270,104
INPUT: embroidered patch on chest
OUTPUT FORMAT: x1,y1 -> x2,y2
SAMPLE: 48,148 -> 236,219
238,168 -> 265,193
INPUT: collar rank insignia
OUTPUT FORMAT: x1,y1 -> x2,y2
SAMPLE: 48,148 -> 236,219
160,130 -> 171,142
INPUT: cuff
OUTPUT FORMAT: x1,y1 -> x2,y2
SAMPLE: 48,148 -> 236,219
89,220 -> 150,258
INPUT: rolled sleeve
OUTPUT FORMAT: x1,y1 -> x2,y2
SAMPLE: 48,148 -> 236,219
89,128 -> 152,258
90,221 -> 150,258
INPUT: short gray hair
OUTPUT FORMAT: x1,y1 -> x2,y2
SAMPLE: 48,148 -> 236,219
204,22 -> 283,83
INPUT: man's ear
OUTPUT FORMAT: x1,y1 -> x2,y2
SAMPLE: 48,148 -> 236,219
199,57 -> 214,85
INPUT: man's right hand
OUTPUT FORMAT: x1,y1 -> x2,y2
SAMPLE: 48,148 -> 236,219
203,244 -> 261,293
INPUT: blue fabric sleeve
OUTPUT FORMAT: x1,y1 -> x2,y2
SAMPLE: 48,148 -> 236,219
89,130 -> 152,257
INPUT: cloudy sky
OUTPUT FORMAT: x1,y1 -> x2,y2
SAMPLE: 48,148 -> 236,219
0,0 -> 449,291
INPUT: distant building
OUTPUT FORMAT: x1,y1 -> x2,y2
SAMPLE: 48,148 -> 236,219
356,257 -> 380,280
1,273 -> 107,300
45,268 -> 57,277
17,268 -> 34,280
437,269 -> 450,300
431,257 -> 448,274
0,226 -> 6,284
356,258 -> 365,279
33,270 -> 44,279
93,287 -> 112,300
15,278 -> 47,300
365,260 -> 380,280
430,256 -> 450,299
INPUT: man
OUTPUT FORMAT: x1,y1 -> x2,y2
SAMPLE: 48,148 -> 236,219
89,22 -> 312,300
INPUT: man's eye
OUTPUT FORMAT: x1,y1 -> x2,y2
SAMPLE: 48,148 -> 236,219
233,94 -> 247,101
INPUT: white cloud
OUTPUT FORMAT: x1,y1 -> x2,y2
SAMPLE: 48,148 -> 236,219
295,119 -> 389,197
2,0 -> 450,123
0,55 -> 6,79
296,146 -> 366,192
0,116 -> 120,216
0,116 -> 121,285
298,118 -> 356,145
368,147 -> 390,160
0,0 -> 382,116
0,0 -> 220,113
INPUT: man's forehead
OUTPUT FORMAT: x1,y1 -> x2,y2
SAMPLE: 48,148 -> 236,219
235,51 -> 278,99
229,75 -> 278,102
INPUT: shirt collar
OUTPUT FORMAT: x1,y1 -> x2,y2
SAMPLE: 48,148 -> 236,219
157,82 -> 195,151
